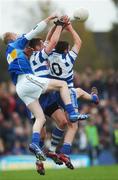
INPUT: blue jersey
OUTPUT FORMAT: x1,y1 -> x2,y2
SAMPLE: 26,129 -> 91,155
48,50 -> 78,88
6,36 -> 33,85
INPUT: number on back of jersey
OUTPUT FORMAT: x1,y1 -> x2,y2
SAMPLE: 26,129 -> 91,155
51,62 -> 62,76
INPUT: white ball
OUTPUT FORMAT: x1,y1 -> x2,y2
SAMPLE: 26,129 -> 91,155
73,8 -> 89,22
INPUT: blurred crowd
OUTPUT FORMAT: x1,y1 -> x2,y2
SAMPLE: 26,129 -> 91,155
0,67 -> 118,164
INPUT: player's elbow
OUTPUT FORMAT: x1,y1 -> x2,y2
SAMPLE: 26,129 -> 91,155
76,38 -> 82,49
77,38 -> 82,46
80,38 -> 82,45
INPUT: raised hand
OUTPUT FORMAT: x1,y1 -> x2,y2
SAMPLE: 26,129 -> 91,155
65,23 -> 73,32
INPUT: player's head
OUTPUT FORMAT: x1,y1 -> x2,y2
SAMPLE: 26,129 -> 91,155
28,38 -> 44,51
3,32 -> 18,44
55,41 -> 69,54
24,38 -> 44,58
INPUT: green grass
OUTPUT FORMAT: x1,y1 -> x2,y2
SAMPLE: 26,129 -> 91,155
0,165 -> 118,180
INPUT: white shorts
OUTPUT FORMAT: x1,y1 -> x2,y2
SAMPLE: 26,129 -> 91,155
16,74 -> 50,106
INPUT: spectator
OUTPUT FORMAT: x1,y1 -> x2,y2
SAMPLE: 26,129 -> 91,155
85,118 -> 100,165
0,68 -> 118,165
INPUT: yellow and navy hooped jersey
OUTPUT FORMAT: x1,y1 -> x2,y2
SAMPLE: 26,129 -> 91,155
6,36 -> 33,85
48,50 -> 78,88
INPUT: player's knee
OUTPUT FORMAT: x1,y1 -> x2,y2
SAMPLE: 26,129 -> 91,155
69,122 -> 78,131
58,118 -> 68,129
76,88 -> 84,97
61,81 -> 68,88
35,117 -> 46,123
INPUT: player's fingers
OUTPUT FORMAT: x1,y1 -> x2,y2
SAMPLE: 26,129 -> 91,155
64,18 -> 71,28
63,15 -> 69,22
60,15 -> 68,22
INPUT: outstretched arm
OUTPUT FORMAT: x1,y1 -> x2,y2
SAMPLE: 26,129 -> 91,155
45,25 -> 56,42
45,15 -> 69,44
44,25 -> 63,54
25,15 -> 57,40
44,15 -> 70,54
65,23 -> 82,54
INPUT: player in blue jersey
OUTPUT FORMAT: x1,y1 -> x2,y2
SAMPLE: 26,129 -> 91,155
23,19 -> 88,174
4,15 -> 85,169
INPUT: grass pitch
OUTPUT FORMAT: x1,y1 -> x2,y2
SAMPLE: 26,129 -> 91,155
0,165 -> 118,180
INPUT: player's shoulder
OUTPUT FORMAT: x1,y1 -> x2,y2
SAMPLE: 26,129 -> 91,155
48,50 -> 66,59
31,49 -> 48,62
30,51 -> 37,57
66,50 -> 78,60
9,34 -> 27,48
48,49 -> 56,56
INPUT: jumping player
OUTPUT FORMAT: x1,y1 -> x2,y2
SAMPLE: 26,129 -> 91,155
47,21 -> 99,167
3,15 -> 83,165
26,21 -> 98,173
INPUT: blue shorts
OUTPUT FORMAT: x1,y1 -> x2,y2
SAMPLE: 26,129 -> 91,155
27,89 -> 78,120
27,92 -> 60,120
39,92 -> 59,110
39,89 -> 79,111
52,88 -> 78,110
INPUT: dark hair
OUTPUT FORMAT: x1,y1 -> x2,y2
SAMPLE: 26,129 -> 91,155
29,38 -> 42,48
55,41 -> 69,54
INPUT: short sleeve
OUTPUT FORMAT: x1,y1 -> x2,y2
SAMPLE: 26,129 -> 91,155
66,50 -> 78,64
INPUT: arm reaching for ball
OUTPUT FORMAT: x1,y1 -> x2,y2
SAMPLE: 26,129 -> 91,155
65,23 -> 82,54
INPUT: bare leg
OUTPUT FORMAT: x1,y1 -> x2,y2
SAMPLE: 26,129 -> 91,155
28,100 -> 46,161
47,79 -> 72,105
61,88 -> 91,150
51,109 -> 68,129
63,122 -> 78,145
28,100 -> 46,133
76,88 -> 92,100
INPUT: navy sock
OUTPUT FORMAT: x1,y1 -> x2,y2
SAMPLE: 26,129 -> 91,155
32,132 -> 40,146
50,127 -> 64,152
60,143 -> 72,156
65,104 -> 75,115
92,94 -> 98,103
